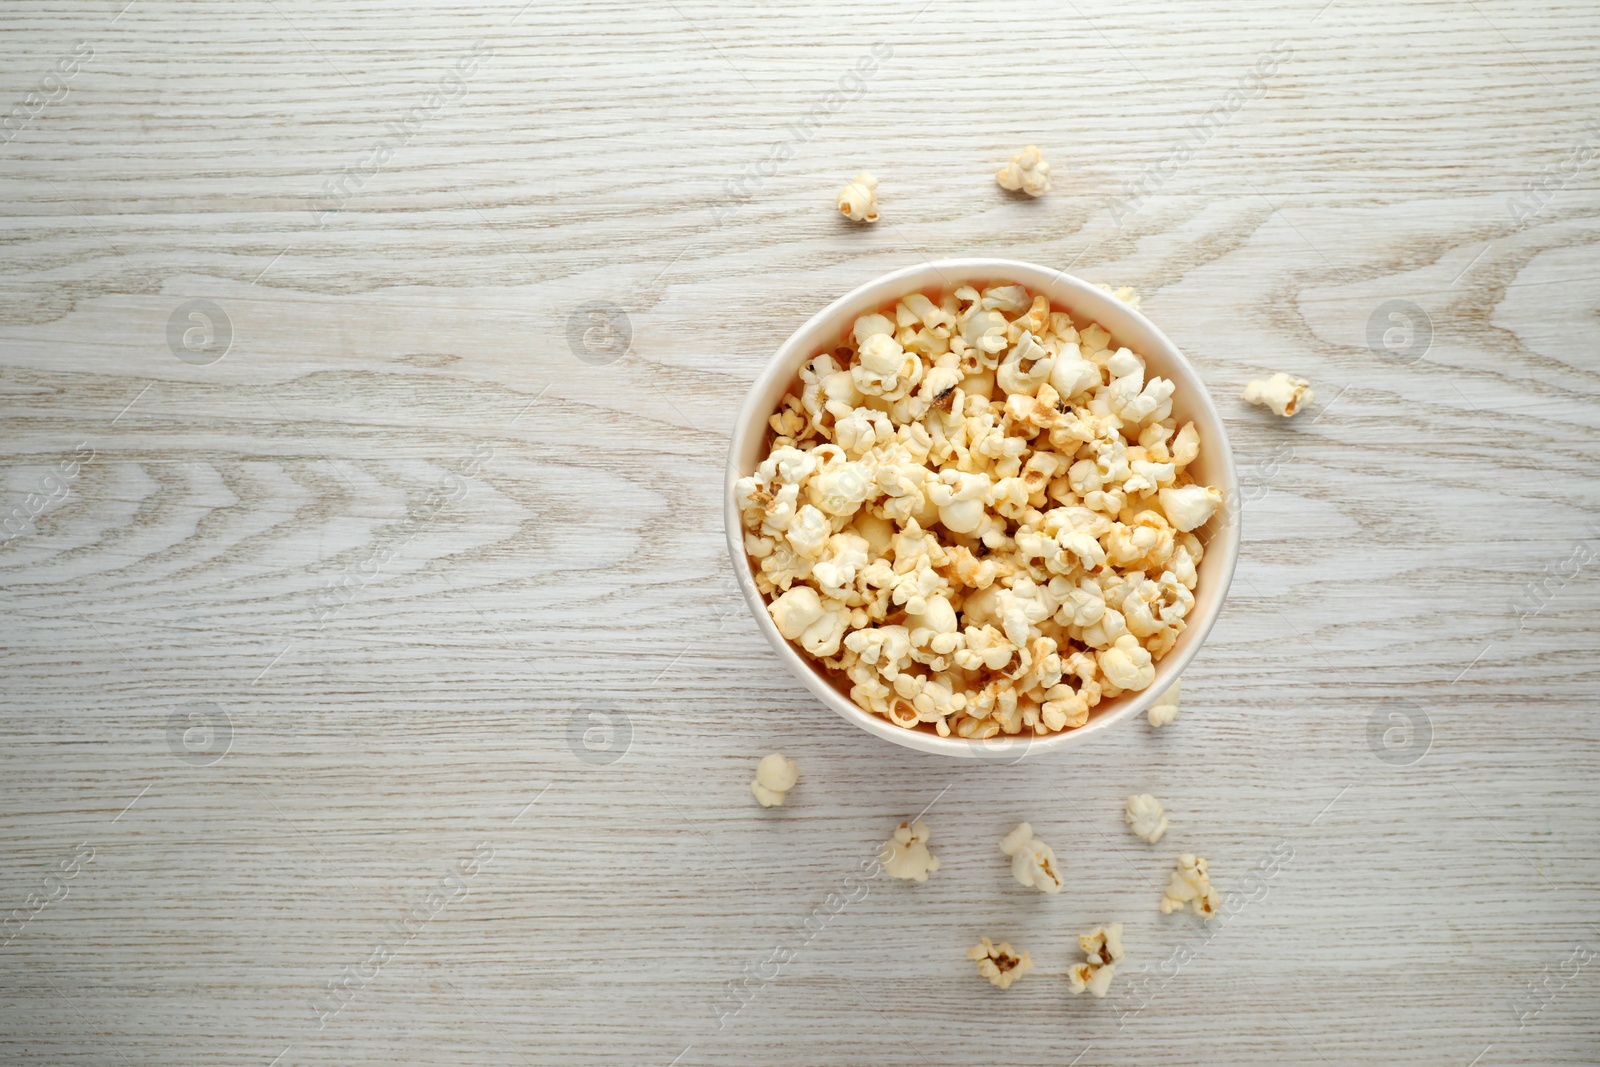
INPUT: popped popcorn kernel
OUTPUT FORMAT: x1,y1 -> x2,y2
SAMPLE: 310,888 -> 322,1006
1160,853 -> 1219,918
882,819 -> 941,882
1124,794 -> 1168,844
996,145 -> 1051,197
836,171 -> 880,223
998,822 -> 1063,894
1158,484 -> 1222,533
1095,283 -> 1142,310
968,936 -> 1034,989
750,752 -> 799,807
1147,679 -> 1180,727
1099,634 -> 1154,691
1068,922 -> 1124,998
1242,372 -> 1314,417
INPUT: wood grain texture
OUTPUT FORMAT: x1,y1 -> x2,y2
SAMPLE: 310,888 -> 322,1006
1,0 -> 1598,1064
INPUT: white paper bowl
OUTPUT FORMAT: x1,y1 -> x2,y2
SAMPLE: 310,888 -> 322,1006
724,258 -> 1240,759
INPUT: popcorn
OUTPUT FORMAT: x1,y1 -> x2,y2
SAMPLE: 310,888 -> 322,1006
998,822 -> 1063,894
995,145 -> 1051,197
968,937 -> 1033,989
836,171 -> 879,223
785,504 -> 831,560
767,586 -> 848,657
1124,794 -> 1168,844
1146,679 -> 1180,727
1160,853 -> 1219,918
811,533 -> 870,599
1098,634 -> 1154,691
1068,922 -> 1124,998
1069,963 -> 1115,998
1158,484 -> 1222,533
882,819 -> 941,882
1096,283 -> 1142,310
737,285 -> 1222,740
926,469 -> 991,534
1050,348 -> 1100,400
768,586 -> 824,640
1106,357 -> 1174,426
1242,372 -> 1314,417
750,753 -> 799,807
996,332 -> 1055,396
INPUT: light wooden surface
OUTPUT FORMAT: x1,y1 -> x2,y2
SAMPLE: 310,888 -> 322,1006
2,1 -> 1598,1064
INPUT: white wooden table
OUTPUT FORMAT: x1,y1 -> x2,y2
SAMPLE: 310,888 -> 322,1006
2,1 -> 1598,1064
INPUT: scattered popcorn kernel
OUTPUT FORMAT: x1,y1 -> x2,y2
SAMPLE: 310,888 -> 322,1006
998,822 -> 1063,894
995,145 -> 1051,197
1081,922 -> 1125,966
836,171 -> 880,223
1124,794 -> 1168,844
750,752 -> 799,807
968,936 -> 1034,989
1147,679 -> 1180,727
1069,961 -> 1115,998
1160,853 -> 1219,918
736,282 -> 1223,741
883,819 -> 941,882
1095,283 -> 1142,310
1242,372 -> 1314,417
1068,922 -> 1124,998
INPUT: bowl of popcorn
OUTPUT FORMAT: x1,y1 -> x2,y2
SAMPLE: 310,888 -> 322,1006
726,259 -> 1239,758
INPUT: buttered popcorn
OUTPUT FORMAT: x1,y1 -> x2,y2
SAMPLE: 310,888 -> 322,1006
735,283 -> 1222,741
